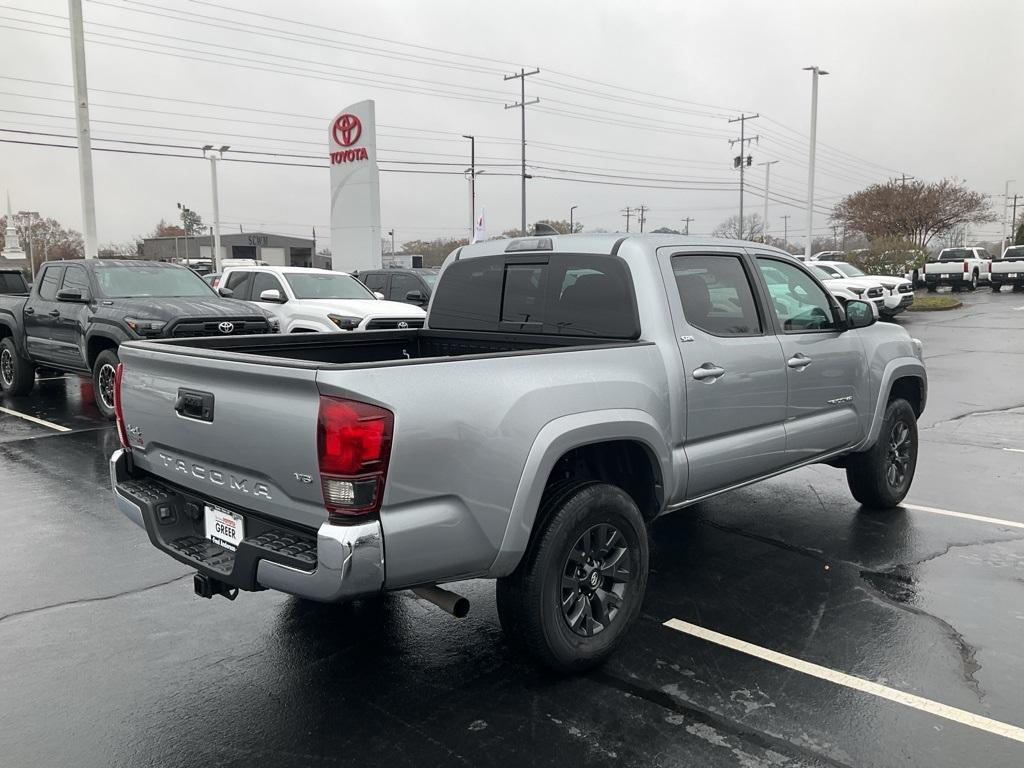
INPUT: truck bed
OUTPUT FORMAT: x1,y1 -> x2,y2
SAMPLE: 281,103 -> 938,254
132,328 -> 640,368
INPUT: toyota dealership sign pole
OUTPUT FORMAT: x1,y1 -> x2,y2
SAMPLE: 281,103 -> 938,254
329,100 -> 382,273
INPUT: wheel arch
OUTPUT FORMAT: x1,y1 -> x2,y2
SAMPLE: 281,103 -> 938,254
86,333 -> 120,369
488,409 -> 672,578
857,359 -> 927,452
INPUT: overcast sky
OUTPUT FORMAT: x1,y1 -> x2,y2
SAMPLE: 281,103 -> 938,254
1,0 -> 1021,250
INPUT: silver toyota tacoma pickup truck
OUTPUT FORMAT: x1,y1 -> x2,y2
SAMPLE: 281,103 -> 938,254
111,234 -> 927,671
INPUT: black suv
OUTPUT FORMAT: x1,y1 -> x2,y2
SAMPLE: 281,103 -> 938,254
358,268 -> 438,308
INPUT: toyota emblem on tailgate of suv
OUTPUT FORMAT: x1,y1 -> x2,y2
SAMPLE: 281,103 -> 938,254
218,321 -> 234,334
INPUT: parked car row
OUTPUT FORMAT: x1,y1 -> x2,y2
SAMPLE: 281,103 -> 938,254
109,235 -> 927,672
0,260 -> 429,418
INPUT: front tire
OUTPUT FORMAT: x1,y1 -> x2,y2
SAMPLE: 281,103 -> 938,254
496,481 -> 649,673
91,349 -> 120,420
0,337 -> 36,396
846,398 -> 918,509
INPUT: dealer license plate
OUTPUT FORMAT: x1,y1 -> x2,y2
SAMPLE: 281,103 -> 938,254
941,273 -> 952,278
204,505 -> 245,551
1008,273 -> 1018,279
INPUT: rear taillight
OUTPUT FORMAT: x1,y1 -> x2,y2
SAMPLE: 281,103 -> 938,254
987,261 -> 992,272
317,396 -> 393,522
963,261 -> 969,273
212,278 -> 220,289
114,363 -> 130,450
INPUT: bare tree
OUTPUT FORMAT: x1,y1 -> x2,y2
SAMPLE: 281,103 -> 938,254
832,179 -> 994,248
713,213 -> 764,241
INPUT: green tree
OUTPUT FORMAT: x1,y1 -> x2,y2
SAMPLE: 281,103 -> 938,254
651,226 -> 681,234
1015,219 -> 1024,246
179,206 -> 205,236
844,236 -> 926,277
534,219 -> 583,235
152,219 -> 186,237
831,178 -> 994,248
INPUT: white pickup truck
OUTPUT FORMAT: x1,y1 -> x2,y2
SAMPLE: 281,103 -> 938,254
218,265 -> 425,332
924,247 -> 992,292
990,245 -> 1024,292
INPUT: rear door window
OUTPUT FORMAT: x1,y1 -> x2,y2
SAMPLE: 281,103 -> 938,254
671,254 -> 762,336
224,270 -> 254,301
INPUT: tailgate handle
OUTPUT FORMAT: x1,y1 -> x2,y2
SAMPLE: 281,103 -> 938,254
174,388 -> 215,422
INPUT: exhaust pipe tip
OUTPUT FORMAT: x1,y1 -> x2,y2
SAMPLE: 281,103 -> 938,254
412,584 -> 470,618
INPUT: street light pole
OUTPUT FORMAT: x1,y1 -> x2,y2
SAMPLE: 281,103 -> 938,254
504,68 -> 540,235
803,66 -> 828,259
569,205 -> 578,234
1002,180 -> 1015,252
203,145 -> 228,273
462,135 -> 475,240
758,160 -> 779,241
67,0 -> 98,259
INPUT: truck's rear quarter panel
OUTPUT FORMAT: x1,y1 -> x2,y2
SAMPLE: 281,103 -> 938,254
316,342 -> 670,588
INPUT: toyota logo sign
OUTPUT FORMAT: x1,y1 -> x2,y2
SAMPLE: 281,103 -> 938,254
332,113 -> 362,147
397,321 -> 409,329
218,322 -> 235,334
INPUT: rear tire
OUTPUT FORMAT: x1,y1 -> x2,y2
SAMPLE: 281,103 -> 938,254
846,398 -> 918,509
91,348 -> 120,420
0,337 -> 36,396
496,481 -> 649,673
926,285 -> 937,293
968,271 -> 979,291
992,284 -> 1002,292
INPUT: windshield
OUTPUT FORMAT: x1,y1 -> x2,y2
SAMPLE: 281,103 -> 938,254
94,265 -> 215,298
940,249 -> 972,260
1003,246 -> 1024,259
833,263 -> 866,278
421,273 -> 439,288
285,272 -> 376,300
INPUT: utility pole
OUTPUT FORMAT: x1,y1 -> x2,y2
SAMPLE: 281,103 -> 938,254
636,205 -> 648,233
781,214 -> 790,245
203,145 -> 228,273
896,172 -> 914,187
68,0 -> 98,259
569,205 -> 577,234
622,206 -> 632,233
504,68 -> 540,235
681,217 -> 693,235
1002,180 -> 1015,252
462,135 -> 476,240
1012,194 -> 1020,246
831,224 -> 839,250
758,160 -> 779,241
802,66 -> 828,259
728,113 -> 759,239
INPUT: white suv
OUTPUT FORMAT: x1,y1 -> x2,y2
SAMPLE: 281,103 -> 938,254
218,266 -> 425,332
813,261 -> 914,318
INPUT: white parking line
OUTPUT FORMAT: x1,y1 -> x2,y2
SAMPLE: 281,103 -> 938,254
0,405 -> 71,432
902,503 -> 1024,531
663,619 -> 1024,744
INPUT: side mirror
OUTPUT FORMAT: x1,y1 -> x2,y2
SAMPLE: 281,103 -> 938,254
405,290 -> 425,303
259,289 -> 286,303
845,299 -> 875,330
56,289 -> 89,303
373,291 -> 385,300
218,286 -> 234,298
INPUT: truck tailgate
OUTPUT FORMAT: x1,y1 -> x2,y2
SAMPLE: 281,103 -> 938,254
118,344 -> 327,530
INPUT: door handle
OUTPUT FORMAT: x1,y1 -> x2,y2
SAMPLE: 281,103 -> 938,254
692,363 -> 726,381
787,353 -> 812,370
48,309 -> 61,318
24,307 -> 35,315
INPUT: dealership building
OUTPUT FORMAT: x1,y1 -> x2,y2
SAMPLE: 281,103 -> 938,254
141,232 -> 327,269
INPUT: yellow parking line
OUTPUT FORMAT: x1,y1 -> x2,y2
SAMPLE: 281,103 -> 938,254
663,619 -> 1024,744
0,405 -> 71,432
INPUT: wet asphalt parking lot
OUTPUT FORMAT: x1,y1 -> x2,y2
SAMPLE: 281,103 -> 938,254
2,290 -> 1023,768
